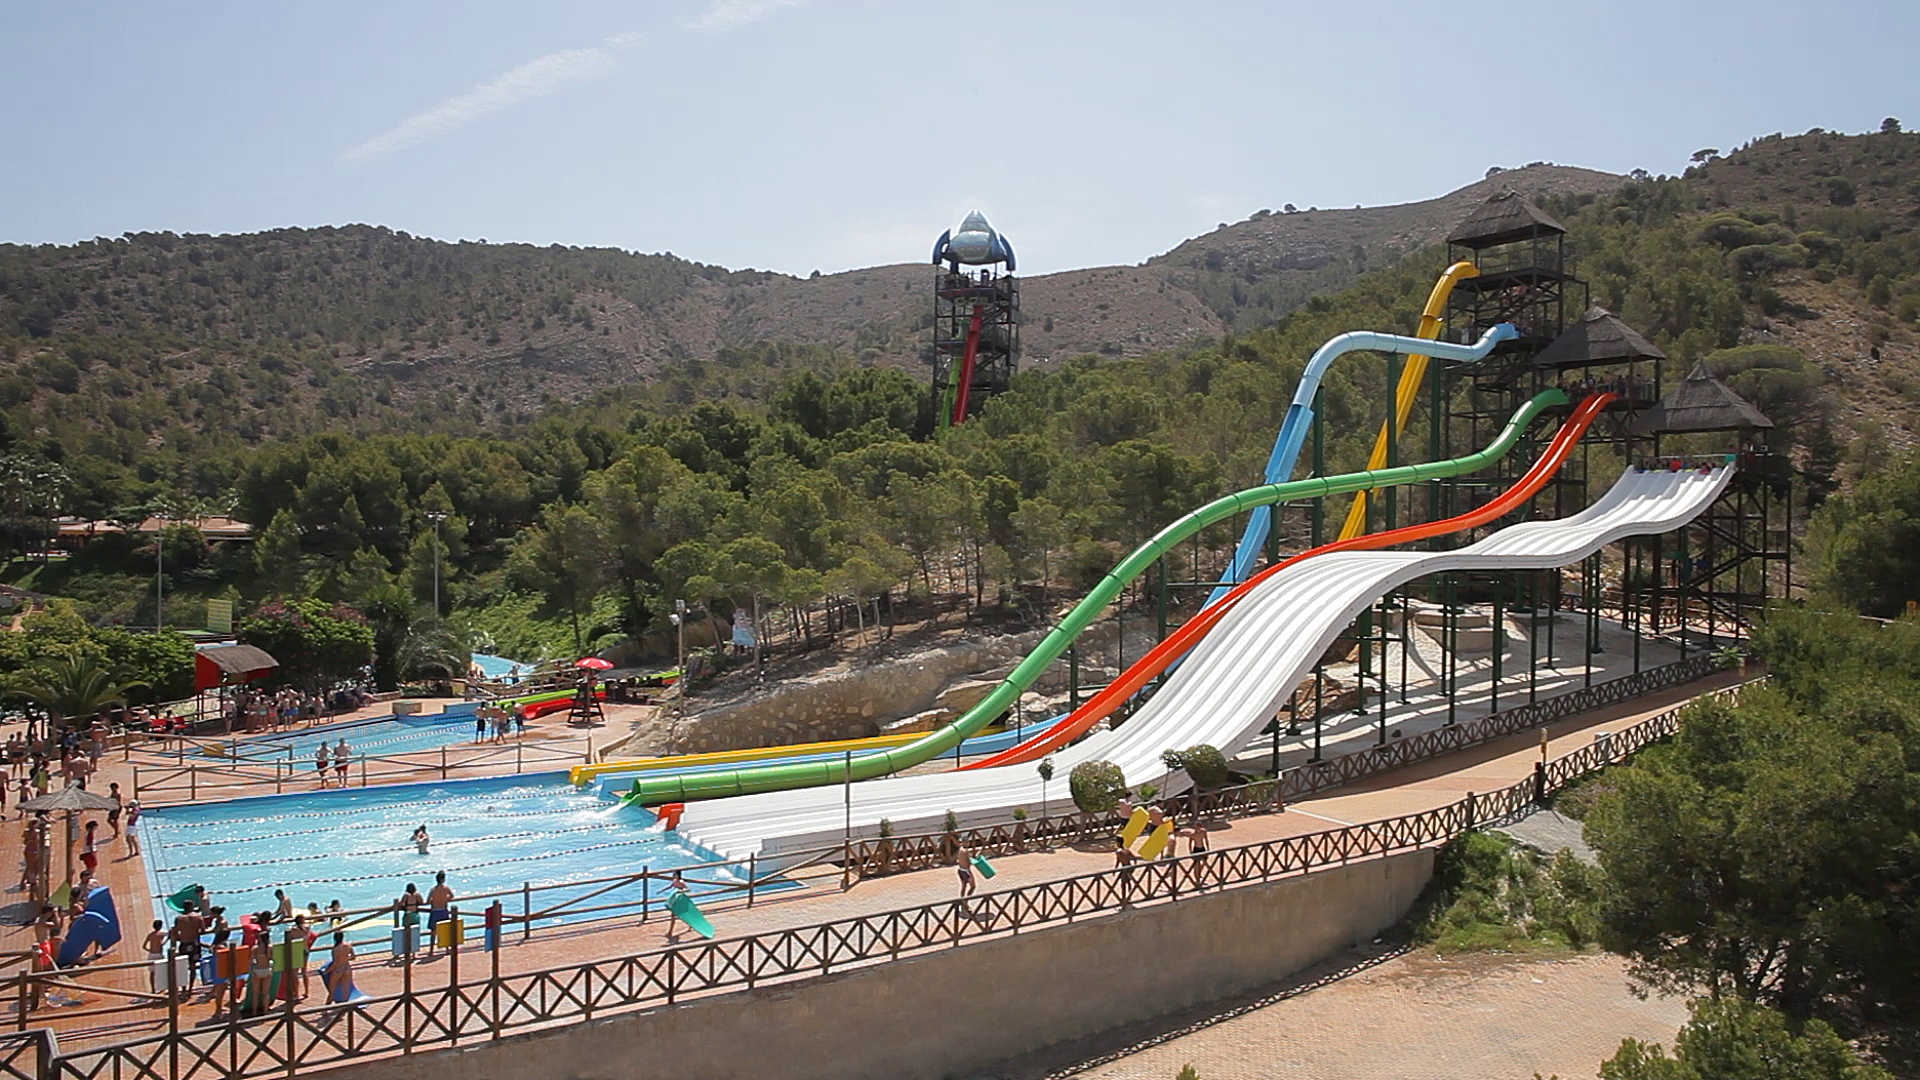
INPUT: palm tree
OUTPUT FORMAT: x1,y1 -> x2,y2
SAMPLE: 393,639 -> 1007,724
395,615 -> 473,685
9,649 -> 146,738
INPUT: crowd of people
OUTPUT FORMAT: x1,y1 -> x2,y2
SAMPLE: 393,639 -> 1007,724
229,685 -> 374,733
471,701 -> 522,743
161,886 -> 359,1009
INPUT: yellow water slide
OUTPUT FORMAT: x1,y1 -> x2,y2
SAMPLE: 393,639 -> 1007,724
1334,261 -> 1479,540
569,731 -> 932,786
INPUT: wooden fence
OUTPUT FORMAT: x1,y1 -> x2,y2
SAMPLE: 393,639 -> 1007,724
848,651 -> 1726,876
29,673 -> 1754,1080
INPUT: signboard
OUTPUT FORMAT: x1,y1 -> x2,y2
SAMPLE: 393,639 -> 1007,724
206,599 -> 233,635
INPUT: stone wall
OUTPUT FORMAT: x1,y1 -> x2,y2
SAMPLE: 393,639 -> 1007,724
666,629 -> 1047,753
325,848 -> 1436,1080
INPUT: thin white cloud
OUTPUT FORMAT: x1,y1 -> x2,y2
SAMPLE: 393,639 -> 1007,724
343,33 -> 642,162
682,0 -> 805,32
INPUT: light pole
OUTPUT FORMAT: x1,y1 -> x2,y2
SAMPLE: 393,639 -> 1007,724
153,511 -> 168,630
426,511 -> 448,617
670,599 -> 689,698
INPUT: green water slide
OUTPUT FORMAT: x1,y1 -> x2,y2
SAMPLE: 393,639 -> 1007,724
629,387 -> 1568,806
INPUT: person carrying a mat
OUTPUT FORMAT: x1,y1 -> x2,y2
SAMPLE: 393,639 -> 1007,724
955,846 -> 976,899
664,870 -> 689,941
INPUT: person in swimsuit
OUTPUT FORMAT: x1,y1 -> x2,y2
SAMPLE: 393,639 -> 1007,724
1186,822 -> 1211,889
143,919 -> 166,960
328,932 -> 356,1001
661,870 -> 690,940
1113,840 -> 1138,905
105,782 -> 123,837
397,883 -> 424,956
411,825 -> 430,855
273,889 -> 294,923
209,907 -> 231,950
425,872 -> 454,958
955,848 -> 976,899
79,822 -> 99,875
314,744 -> 329,789
170,903 -> 205,992
333,739 -> 350,785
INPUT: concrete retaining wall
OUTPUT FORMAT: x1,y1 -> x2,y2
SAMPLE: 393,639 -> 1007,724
328,849 -> 1436,1080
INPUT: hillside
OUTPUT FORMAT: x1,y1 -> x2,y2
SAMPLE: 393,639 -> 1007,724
1149,163 -> 1625,330
0,125 -> 1915,655
0,166 -> 1621,446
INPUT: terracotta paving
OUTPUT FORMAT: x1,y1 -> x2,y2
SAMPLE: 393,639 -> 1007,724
1,670 -> 1738,1051
1021,950 -> 1687,1080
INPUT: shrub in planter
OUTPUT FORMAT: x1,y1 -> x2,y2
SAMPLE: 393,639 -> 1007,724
1069,760 -> 1129,814
1180,744 -> 1231,790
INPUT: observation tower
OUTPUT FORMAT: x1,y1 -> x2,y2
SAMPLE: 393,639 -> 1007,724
930,211 -> 1020,427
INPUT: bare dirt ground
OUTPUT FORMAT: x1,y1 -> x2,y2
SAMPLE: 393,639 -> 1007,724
981,946 -> 1686,1080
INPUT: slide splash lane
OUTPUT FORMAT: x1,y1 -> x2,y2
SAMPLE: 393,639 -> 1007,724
672,463 -> 1733,860
965,391 -> 1618,770
1207,315 -> 1518,605
624,388 -> 1566,808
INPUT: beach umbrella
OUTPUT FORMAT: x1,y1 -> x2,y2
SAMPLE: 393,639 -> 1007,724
574,657 -> 613,671
22,786 -> 117,883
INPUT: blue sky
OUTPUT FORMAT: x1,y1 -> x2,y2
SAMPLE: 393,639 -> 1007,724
3,1 -> 1912,276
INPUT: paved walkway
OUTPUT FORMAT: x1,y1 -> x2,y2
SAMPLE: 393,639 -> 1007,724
1010,949 -> 1685,1080
4,668 -> 1737,1051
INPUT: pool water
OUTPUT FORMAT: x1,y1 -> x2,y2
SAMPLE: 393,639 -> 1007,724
471,653 -> 527,681
143,773 -> 771,943
223,713 -> 480,763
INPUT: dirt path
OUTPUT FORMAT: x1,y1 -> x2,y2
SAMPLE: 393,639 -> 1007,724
988,947 -> 1685,1080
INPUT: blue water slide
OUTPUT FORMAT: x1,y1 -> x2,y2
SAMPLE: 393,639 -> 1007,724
1205,323 -> 1519,604
57,887 -> 123,967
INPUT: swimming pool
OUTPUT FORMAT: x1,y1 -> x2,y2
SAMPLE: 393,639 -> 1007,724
470,653 -> 527,681
221,712 -> 480,763
142,773 -> 770,943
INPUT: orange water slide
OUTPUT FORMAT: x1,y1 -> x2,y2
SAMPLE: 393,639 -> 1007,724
963,392 -> 1617,770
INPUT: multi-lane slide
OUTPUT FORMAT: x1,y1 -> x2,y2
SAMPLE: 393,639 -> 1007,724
1205,316 -> 1518,605
675,460 -> 1734,860
964,391 -> 1619,770
625,388 -> 1566,808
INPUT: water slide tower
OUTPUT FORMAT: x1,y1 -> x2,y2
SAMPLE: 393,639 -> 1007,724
930,211 -> 1020,426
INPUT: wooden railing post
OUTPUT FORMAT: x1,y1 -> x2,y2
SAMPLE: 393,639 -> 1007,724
165,945 -> 179,1080
283,929 -> 297,1080
489,902 -> 502,1040
447,906 -> 460,1046
402,932 -> 414,1054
